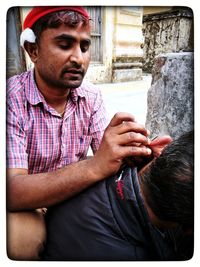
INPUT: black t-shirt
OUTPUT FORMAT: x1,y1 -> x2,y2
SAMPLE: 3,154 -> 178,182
42,167 -> 192,261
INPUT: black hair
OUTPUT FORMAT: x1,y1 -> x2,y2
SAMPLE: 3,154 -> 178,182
31,10 -> 91,42
140,130 -> 194,229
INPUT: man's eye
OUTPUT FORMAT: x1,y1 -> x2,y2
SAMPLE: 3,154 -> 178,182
81,42 -> 90,52
81,46 -> 89,52
59,45 -> 70,49
58,42 -> 72,49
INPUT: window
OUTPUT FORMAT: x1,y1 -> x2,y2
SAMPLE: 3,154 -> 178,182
85,7 -> 103,63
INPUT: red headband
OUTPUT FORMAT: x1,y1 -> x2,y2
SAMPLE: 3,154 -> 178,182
23,6 -> 90,29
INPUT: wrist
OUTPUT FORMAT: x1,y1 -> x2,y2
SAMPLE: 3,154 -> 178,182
86,156 -> 106,182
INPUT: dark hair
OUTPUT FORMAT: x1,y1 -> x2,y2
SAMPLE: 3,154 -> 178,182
140,130 -> 194,229
32,10 -> 91,42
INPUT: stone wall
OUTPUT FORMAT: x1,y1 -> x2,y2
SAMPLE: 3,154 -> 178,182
145,52 -> 194,140
142,8 -> 193,73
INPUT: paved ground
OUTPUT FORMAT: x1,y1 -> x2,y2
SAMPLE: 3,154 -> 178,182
98,74 -> 152,125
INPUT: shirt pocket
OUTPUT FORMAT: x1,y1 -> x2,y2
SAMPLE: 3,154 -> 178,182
75,135 -> 92,160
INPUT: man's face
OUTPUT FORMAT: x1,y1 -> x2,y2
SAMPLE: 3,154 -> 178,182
34,23 -> 91,90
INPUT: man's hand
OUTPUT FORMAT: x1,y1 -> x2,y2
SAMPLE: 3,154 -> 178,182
91,112 -> 152,178
124,135 -> 173,170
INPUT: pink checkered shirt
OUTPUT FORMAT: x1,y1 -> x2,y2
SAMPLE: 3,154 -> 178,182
6,69 -> 108,174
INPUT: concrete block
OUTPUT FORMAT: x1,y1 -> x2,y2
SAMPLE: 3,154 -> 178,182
145,52 -> 194,139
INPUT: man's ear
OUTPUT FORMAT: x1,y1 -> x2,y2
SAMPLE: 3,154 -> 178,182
24,42 -> 38,63
149,136 -> 173,157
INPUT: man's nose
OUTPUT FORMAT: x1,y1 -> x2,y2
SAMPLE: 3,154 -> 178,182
70,46 -> 84,66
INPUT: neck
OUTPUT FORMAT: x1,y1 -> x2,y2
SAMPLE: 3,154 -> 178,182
34,69 -> 70,114
139,178 -> 177,230
41,89 -> 69,112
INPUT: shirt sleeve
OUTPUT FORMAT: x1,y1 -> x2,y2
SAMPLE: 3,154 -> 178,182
6,101 -> 28,169
89,89 -> 109,154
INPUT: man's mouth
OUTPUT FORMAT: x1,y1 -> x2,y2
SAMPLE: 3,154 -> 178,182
63,68 -> 84,76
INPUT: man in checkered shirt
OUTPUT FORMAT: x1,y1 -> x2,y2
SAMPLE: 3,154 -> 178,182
6,6 -> 152,260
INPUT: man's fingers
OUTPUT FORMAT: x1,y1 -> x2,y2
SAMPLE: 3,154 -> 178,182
118,132 -> 150,146
119,145 -> 152,158
149,135 -> 173,147
149,135 -> 173,157
109,112 -> 135,127
116,121 -> 150,137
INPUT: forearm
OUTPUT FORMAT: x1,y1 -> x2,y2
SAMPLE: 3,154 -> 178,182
7,157 -> 101,211
7,112 -> 153,212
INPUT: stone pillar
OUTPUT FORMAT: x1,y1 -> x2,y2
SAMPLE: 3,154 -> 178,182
145,52 -> 194,139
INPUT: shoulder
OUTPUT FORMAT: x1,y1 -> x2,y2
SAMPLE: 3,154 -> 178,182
7,70 -> 31,98
6,71 -> 32,116
79,80 -> 102,98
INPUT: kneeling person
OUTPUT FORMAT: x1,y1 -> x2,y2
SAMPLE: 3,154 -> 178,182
42,131 -> 194,261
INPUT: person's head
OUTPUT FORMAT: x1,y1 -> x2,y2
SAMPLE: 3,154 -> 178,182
140,130 -> 194,231
21,7 -> 91,89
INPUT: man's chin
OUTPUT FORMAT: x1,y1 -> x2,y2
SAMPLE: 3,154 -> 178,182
67,81 -> 83,89
62,77 -> 84,89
